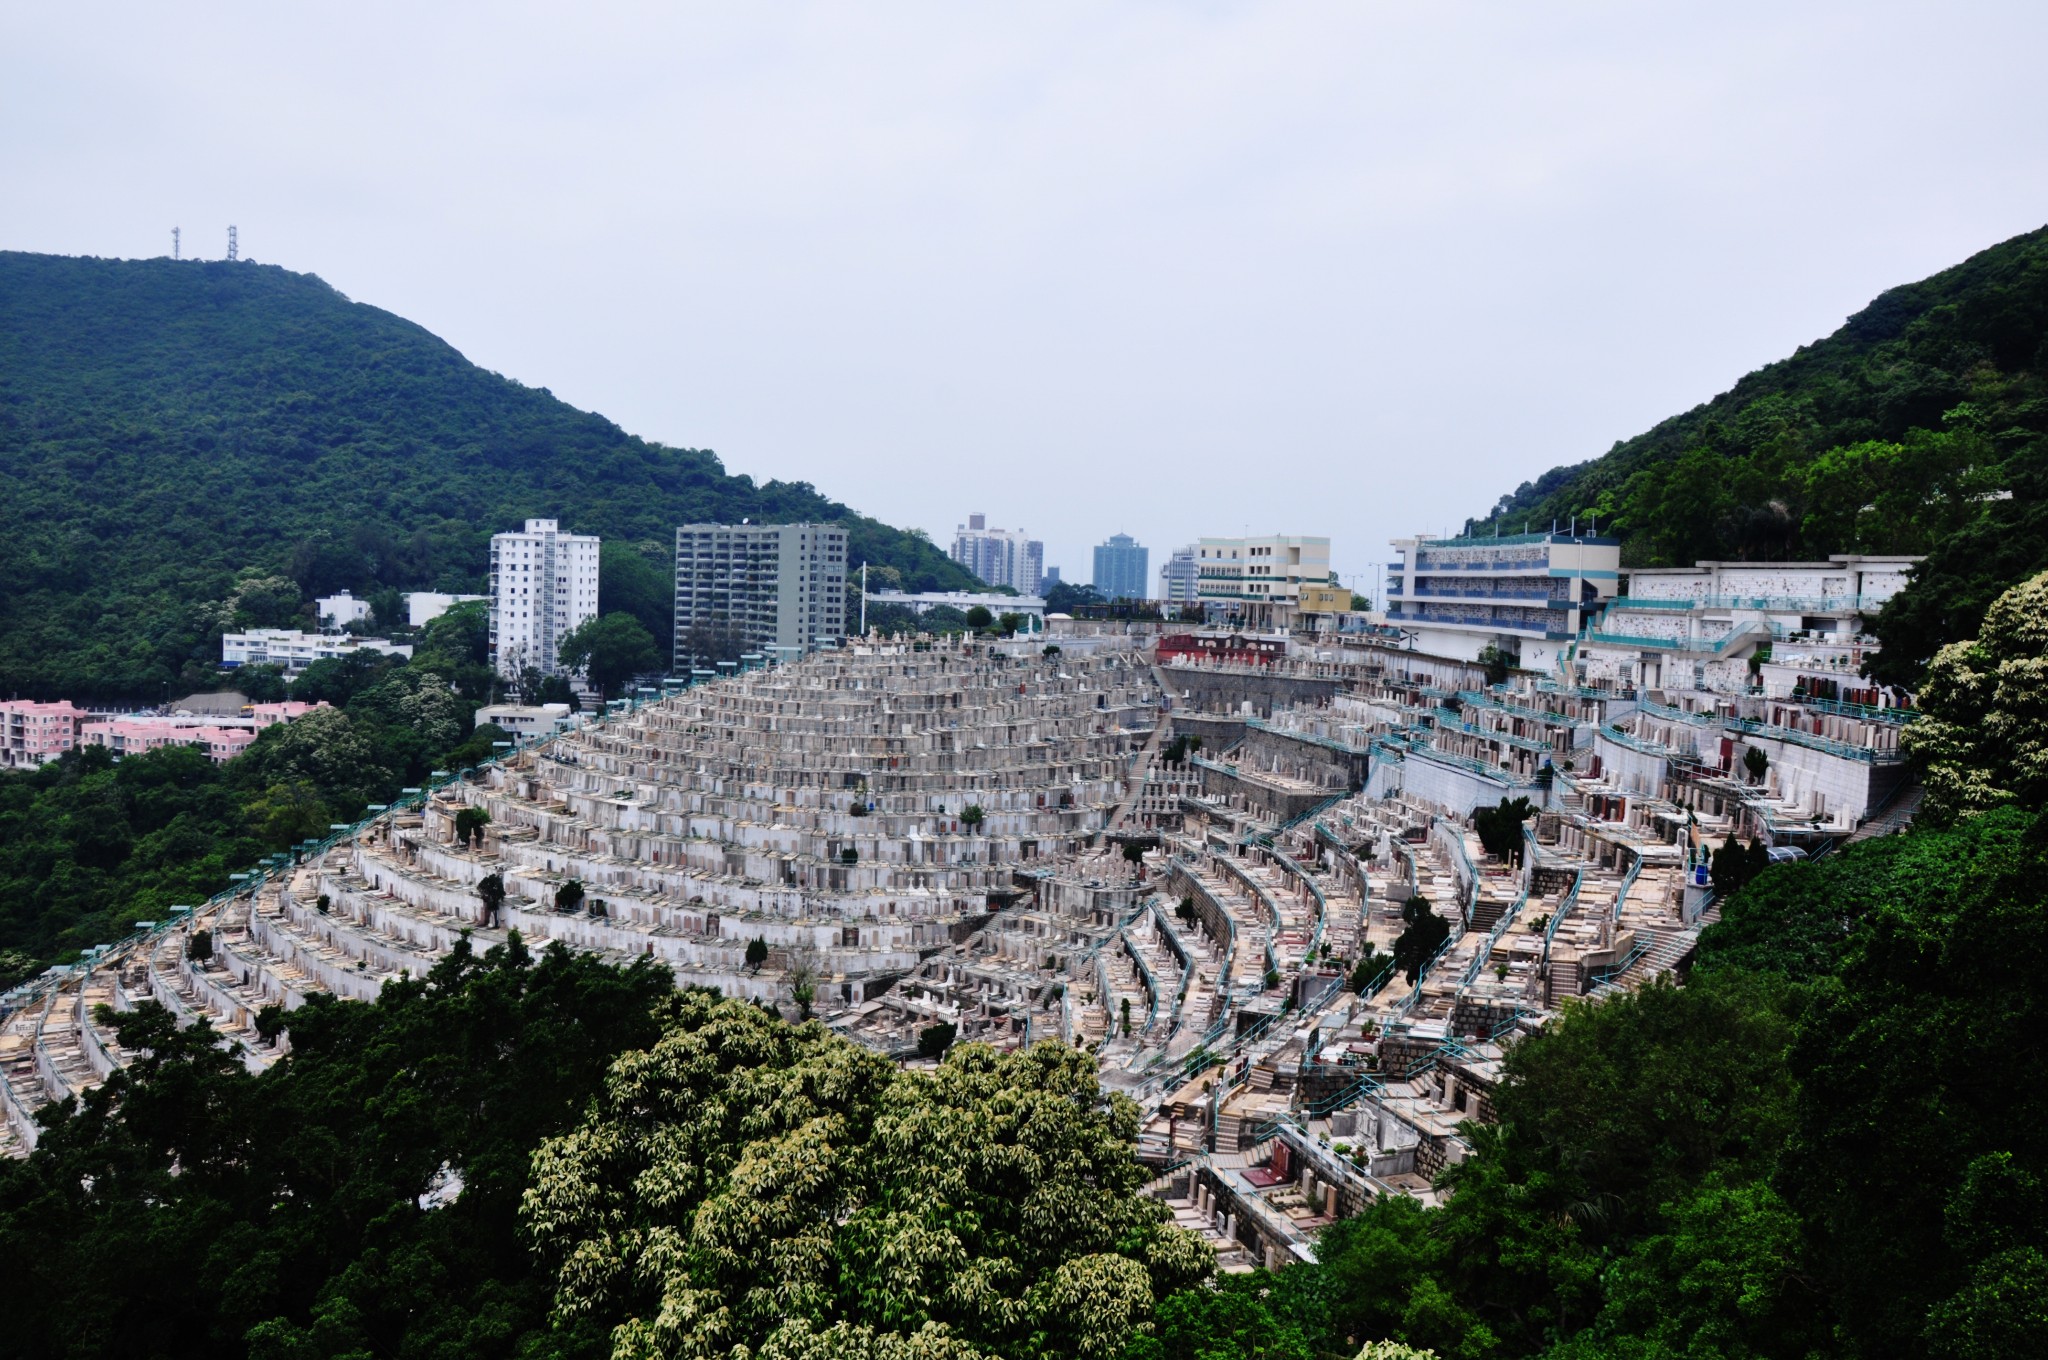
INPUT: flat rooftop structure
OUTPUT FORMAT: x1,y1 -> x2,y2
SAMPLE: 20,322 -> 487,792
866,590 -> 1048,618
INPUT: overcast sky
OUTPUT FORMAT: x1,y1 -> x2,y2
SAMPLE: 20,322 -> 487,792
6,2 -> 2047,598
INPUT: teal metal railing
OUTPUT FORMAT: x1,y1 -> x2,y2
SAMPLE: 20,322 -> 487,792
1408,742 -> 1534,786
1609,852 -> 1644,925
1538,867 -> 1586,967
1460,826 -> 1537,990
1802,696 -> 1919,725
1599,722 -> 1676,758
1608,592 -> 1891,613
1721,715 -> 1905,764
1586,938 -> 1650,988
1635,698 -> 1720,727
1431,708 -> 1558,754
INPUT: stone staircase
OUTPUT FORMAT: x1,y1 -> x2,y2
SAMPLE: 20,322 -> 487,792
1592,924 -> 1699,994
1848,780 -> 1923,843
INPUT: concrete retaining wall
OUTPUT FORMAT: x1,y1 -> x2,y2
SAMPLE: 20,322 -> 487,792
1401,754 -> 1534,817
1163,670 -> 1346,718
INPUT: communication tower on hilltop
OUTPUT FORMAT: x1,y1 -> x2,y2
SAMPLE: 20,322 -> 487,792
227,225 -> 238,262
171,227 -> 180,260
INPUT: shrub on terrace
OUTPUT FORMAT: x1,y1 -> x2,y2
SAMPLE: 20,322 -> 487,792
1391,901 -> 1450,984
917,1021 -> 957,1059
1472,797 -> 1532,867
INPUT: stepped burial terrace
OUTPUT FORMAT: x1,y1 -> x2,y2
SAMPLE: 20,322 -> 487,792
3,613 -> 1925,1270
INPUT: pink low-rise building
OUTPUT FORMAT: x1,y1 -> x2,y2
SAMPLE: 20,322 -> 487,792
247,701 -> 326,728
1,699 -> 88,769
7,697 -> 328,768
80,718 -> 259,764
201,727 -> 259,761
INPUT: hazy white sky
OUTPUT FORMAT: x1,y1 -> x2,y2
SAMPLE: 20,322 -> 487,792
6,2 -> 2047,598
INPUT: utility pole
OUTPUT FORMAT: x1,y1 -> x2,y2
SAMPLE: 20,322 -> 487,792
860,563 -> 867,636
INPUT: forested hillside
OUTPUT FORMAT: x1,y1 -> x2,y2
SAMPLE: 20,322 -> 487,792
1476,225 -> 2048,683
0,606 -> 506,967
0,252 -> 973,700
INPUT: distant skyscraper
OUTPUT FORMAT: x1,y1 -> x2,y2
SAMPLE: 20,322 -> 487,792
1159,545 -> 1198,604
491,519 -> 600,682
1092,533 -> 1150,602
949,514 -> 1044,593
1042,565 -> 1062,589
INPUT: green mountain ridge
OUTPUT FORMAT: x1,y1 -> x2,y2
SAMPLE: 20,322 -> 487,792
0,251 -> 973,700
1476,224 -> 2048,682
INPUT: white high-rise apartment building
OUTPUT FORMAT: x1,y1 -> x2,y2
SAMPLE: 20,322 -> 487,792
674,523 -> 847,669
490,519 -> 601,682
949,513 -> 1044,593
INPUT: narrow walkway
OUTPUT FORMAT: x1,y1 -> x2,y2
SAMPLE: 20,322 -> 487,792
1847,780 -> 1922,843
1093,672 -> 1173,847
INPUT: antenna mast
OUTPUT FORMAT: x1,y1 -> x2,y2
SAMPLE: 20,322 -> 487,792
172,227 -> 180,260
227,225 -> 238,262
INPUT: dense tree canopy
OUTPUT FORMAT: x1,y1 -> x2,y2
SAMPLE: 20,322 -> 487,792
0,935 -> 675,1360
600,540 -> 682,660
1900,569 -> 2048,821
557,612 -> 662,701
525,996 -> 1211,1360
1759,809 -> 2048,1359
1044,582 -> 1107,615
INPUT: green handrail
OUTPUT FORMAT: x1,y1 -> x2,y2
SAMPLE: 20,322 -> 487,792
1539,867 -> 1586,966
1721,715 -> 1905,764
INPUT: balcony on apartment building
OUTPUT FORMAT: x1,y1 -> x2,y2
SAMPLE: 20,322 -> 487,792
1384,604 -> 1570,639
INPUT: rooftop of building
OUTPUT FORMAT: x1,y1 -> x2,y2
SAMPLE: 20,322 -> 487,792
675,521 -> 846,533
1625,553 -> 1924,574
1398,531 -> 1621,549
224,627 -> 408,644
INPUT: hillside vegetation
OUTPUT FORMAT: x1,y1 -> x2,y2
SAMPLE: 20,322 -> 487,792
0,252 -> 973,700
0,606 -> 508,967
1477,225 -> 2048,682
